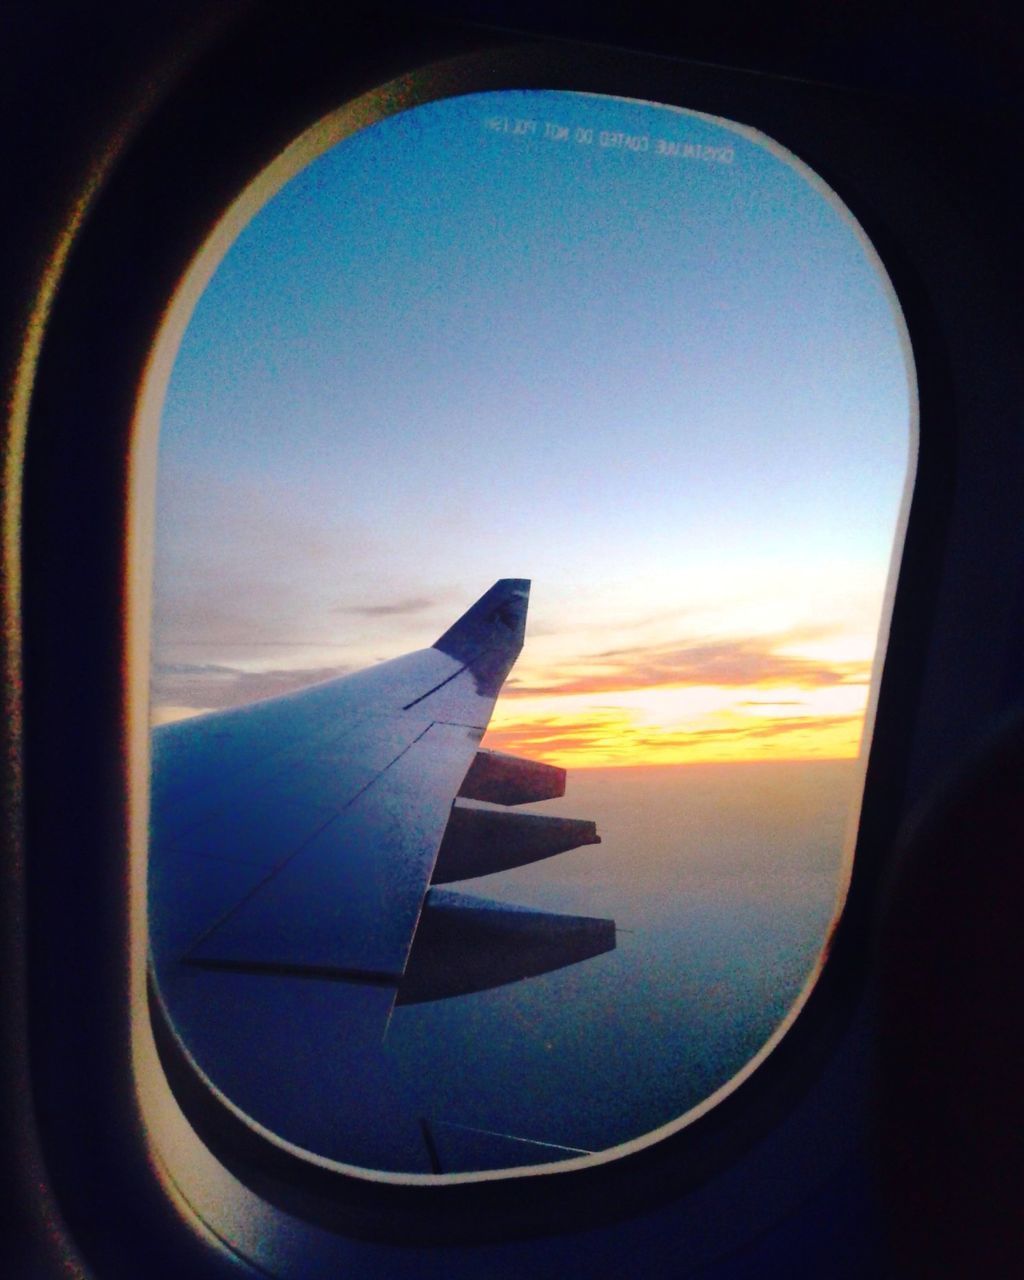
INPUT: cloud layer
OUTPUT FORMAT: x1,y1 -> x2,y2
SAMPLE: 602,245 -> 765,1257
151,622 -> 874,766
152,660 -> 354,714
332,596 -> 437,618
507,632 -> 870,698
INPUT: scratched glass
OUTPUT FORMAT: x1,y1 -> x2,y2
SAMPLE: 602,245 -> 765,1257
149,88 -> 914,1177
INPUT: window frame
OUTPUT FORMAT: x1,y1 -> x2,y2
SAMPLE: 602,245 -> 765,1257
15,6 -> 1009,1273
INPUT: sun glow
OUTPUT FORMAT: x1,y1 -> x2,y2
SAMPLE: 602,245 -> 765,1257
483,684 -> 867,768
479,615 -> 876,767
153,612 -> 880,765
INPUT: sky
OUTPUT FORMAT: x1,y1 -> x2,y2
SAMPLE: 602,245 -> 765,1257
152,88 -> 913,767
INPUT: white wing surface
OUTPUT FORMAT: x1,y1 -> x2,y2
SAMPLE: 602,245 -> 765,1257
151,580 -> 531,980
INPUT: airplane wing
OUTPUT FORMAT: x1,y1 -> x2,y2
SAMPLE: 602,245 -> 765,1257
149,578 -> 613,1023
149,579 -> 616,1171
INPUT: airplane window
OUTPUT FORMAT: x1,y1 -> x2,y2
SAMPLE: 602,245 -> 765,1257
147,88 -> 913,1179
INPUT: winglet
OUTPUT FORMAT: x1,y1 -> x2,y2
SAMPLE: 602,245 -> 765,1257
433,579 -> 530,696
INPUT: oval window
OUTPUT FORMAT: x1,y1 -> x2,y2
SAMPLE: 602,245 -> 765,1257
148,88 -> 914,1178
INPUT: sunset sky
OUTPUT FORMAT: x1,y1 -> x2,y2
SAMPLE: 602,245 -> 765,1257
152,88 -> 912,767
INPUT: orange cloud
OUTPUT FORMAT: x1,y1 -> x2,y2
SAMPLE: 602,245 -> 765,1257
151,626 -> 875,765
487,626 -> 873,766
483,707 -> 865,768
505,633 -> 869,699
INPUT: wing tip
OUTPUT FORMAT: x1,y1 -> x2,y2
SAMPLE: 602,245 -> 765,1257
433,579 -> 531,673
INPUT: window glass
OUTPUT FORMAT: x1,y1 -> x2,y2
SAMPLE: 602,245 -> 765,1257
149,89 -> 913,1177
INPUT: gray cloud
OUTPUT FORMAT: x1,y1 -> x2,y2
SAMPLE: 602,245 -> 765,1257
332,596 -> 437,618
151,661 -> 355,714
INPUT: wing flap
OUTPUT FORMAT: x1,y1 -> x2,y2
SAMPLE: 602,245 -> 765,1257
431,803 -> 601,883
396,888 -> 616,1004
457,749 -> 566,805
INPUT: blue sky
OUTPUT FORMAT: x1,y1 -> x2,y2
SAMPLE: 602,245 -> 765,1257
152,89 -> 912,763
